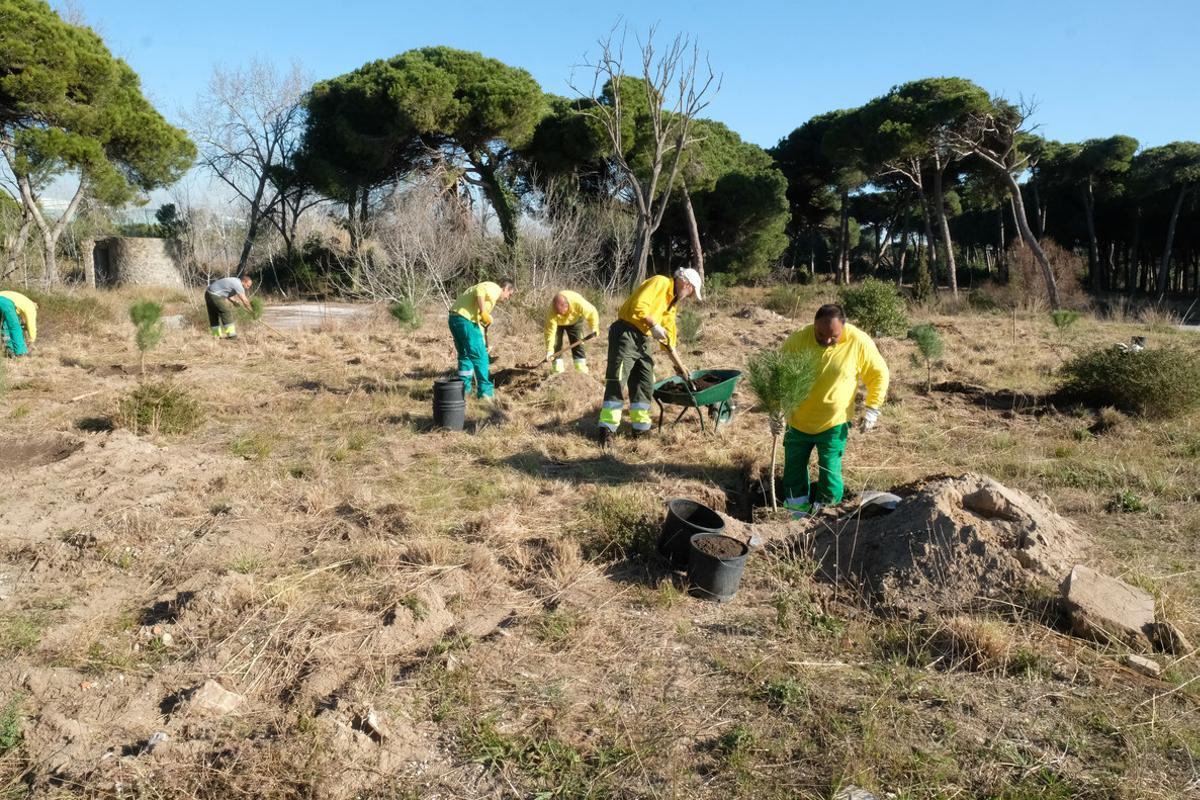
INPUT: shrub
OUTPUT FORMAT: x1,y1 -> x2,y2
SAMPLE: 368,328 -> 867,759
389,299 -> 423,329
908,324 -> 944,393
23,289 -> 114,334
676,309 -> 702,344
1049,309 -> 1082,331
117,381 -> 202,435
912,253 -> 934,304
745,347 -> 821,509
578,488 -> 657,561
129,300 -> 164,375
763,285 -> 806,318
236,296 -> 264,323
1106,490 -> 1146,513
1058,346 -> 1200,418
838,278 -> 909,337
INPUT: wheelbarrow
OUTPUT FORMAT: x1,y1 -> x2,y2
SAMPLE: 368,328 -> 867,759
652,369 -> 742,434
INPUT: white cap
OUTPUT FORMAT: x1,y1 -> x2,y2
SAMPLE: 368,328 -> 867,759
675,267 -> 703,301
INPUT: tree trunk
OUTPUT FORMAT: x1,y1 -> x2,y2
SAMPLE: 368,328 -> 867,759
1007,195 -> 1024,249
2,214 -> 32,279
82,238 -> 96,288
918,188 -> 938,285
630,219 -> 652,288
680,180 -> 704,280
1001,170 -> 1060,308
1083,182 -> 1101,292
20,174 -> 85,288
347,189 -> 359,252
835,191 -> 850,284
932,158 -> 958,296
472,154 -> 519,250
1156,184 -> 1190,303
236,173 -> 271,275
1031,179 -> 1044,240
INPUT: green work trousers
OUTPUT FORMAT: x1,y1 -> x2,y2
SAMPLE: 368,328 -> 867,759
598,319 -> 654,432
205,292 -> 237,337
782,423 -> 850,505
552,320 -> 588,373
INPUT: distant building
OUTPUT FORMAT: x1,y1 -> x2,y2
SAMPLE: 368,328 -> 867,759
91,237 -> 186,288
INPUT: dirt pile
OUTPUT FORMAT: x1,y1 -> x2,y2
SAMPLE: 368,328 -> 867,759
805,473 -> 1090,617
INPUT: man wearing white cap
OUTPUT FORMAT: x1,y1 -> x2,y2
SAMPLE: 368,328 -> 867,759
597,267 -> 703,445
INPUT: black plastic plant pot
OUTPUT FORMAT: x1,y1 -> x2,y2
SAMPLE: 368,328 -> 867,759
432,377 -> 466,431
658,498 -> 725,569
687,533 -> 749,602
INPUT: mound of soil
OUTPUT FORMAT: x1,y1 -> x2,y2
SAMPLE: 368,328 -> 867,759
693,534 -> 746,558
0,435 -> 82,472
806,473 -> 1090,617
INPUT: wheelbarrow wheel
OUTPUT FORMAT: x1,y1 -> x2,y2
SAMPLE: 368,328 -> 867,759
707,402 -> 735,431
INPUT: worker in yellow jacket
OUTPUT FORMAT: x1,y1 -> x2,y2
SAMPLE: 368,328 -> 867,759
598,267 -> 703,444
542,290 -> 600,374
0,290 -> 37,348
448,279 -> 514,399
780,304 -> 889,516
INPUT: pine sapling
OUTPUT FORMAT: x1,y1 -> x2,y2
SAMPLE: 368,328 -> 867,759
908,324 -> 944,393
745,348 -> 820,510
129,300 -> 164,377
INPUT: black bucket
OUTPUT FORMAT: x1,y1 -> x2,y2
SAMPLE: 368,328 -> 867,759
687,533 -> 749,602
658,499 -> 725,569
432,377 -> 466,431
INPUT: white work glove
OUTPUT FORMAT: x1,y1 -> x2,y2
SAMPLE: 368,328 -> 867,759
859,407 -> 880,433
649,324 -> 669,344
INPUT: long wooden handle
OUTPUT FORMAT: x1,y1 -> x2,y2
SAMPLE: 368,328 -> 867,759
667,347 -> 697,391
549,330 -> 597,361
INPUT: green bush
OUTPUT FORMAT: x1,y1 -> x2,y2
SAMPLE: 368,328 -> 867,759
838,278 -> 909,337
236,296 -> 264,323
1058,346 -> 1200,418
117,381 -> 202,435
129,300 -> 164,375
763,285 -> 806,318
908,324 -> 944,393
676,309 -> 702,344
1049,309 -> 1082,331
389,299 -> 423,329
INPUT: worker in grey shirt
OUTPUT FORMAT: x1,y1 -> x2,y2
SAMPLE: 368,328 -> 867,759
205,275 -> 254,339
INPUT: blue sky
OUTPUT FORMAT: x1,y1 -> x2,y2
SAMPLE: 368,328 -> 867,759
61,0 -> 1200,204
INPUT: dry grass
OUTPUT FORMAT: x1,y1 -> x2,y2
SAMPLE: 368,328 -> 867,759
0,284 -> 1198,799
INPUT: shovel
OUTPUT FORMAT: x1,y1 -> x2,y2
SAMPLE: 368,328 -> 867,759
516,331 -> 598,371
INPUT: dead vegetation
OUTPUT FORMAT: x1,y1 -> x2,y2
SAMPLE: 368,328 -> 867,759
1,285 -> 1199,799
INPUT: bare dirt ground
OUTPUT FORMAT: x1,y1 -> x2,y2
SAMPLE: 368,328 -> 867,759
1,285 -> 1199,799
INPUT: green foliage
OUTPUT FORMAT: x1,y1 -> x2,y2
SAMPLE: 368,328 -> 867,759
908,324 -> 944,392
0,1 -> 194,208
913,252 -> 934,303
21,289 -> 113,334
389,299 -> 423,329
1058,346 -> 1200,418
755,677 -> 808,710
1106,490 -> 1147,513
117,381 -> 201,435
745,347 -> 821,426
1049,309 -> 1082,330
763,285 -> 807,318
838,278 -> 909,337
0,694 -> 22,756
128,299 -> 164,372
676,308 -> 702,344
236,296 -> 264,323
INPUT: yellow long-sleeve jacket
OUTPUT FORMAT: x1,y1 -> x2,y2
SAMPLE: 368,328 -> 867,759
0,291 -> 36,342
543,290 -> 600,355
451,282 -> 503,326
781,322 -> 889,434
618,275 -> 678,349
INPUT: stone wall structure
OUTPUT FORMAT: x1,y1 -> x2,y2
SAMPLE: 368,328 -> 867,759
93,237 -> 186,288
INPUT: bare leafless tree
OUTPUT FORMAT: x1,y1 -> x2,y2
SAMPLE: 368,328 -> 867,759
946,101 -> 1061,308
572,24 -> 719,288
185,61 -> 309,275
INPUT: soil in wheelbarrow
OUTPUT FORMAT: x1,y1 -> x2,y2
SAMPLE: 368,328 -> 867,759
693,535 -> 745,558
661,373 -> 727,396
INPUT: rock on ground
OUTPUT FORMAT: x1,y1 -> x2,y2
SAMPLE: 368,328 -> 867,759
187,679 -> 245,716
1123,654 -> 1163,678
1061,565 -> 1155,650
